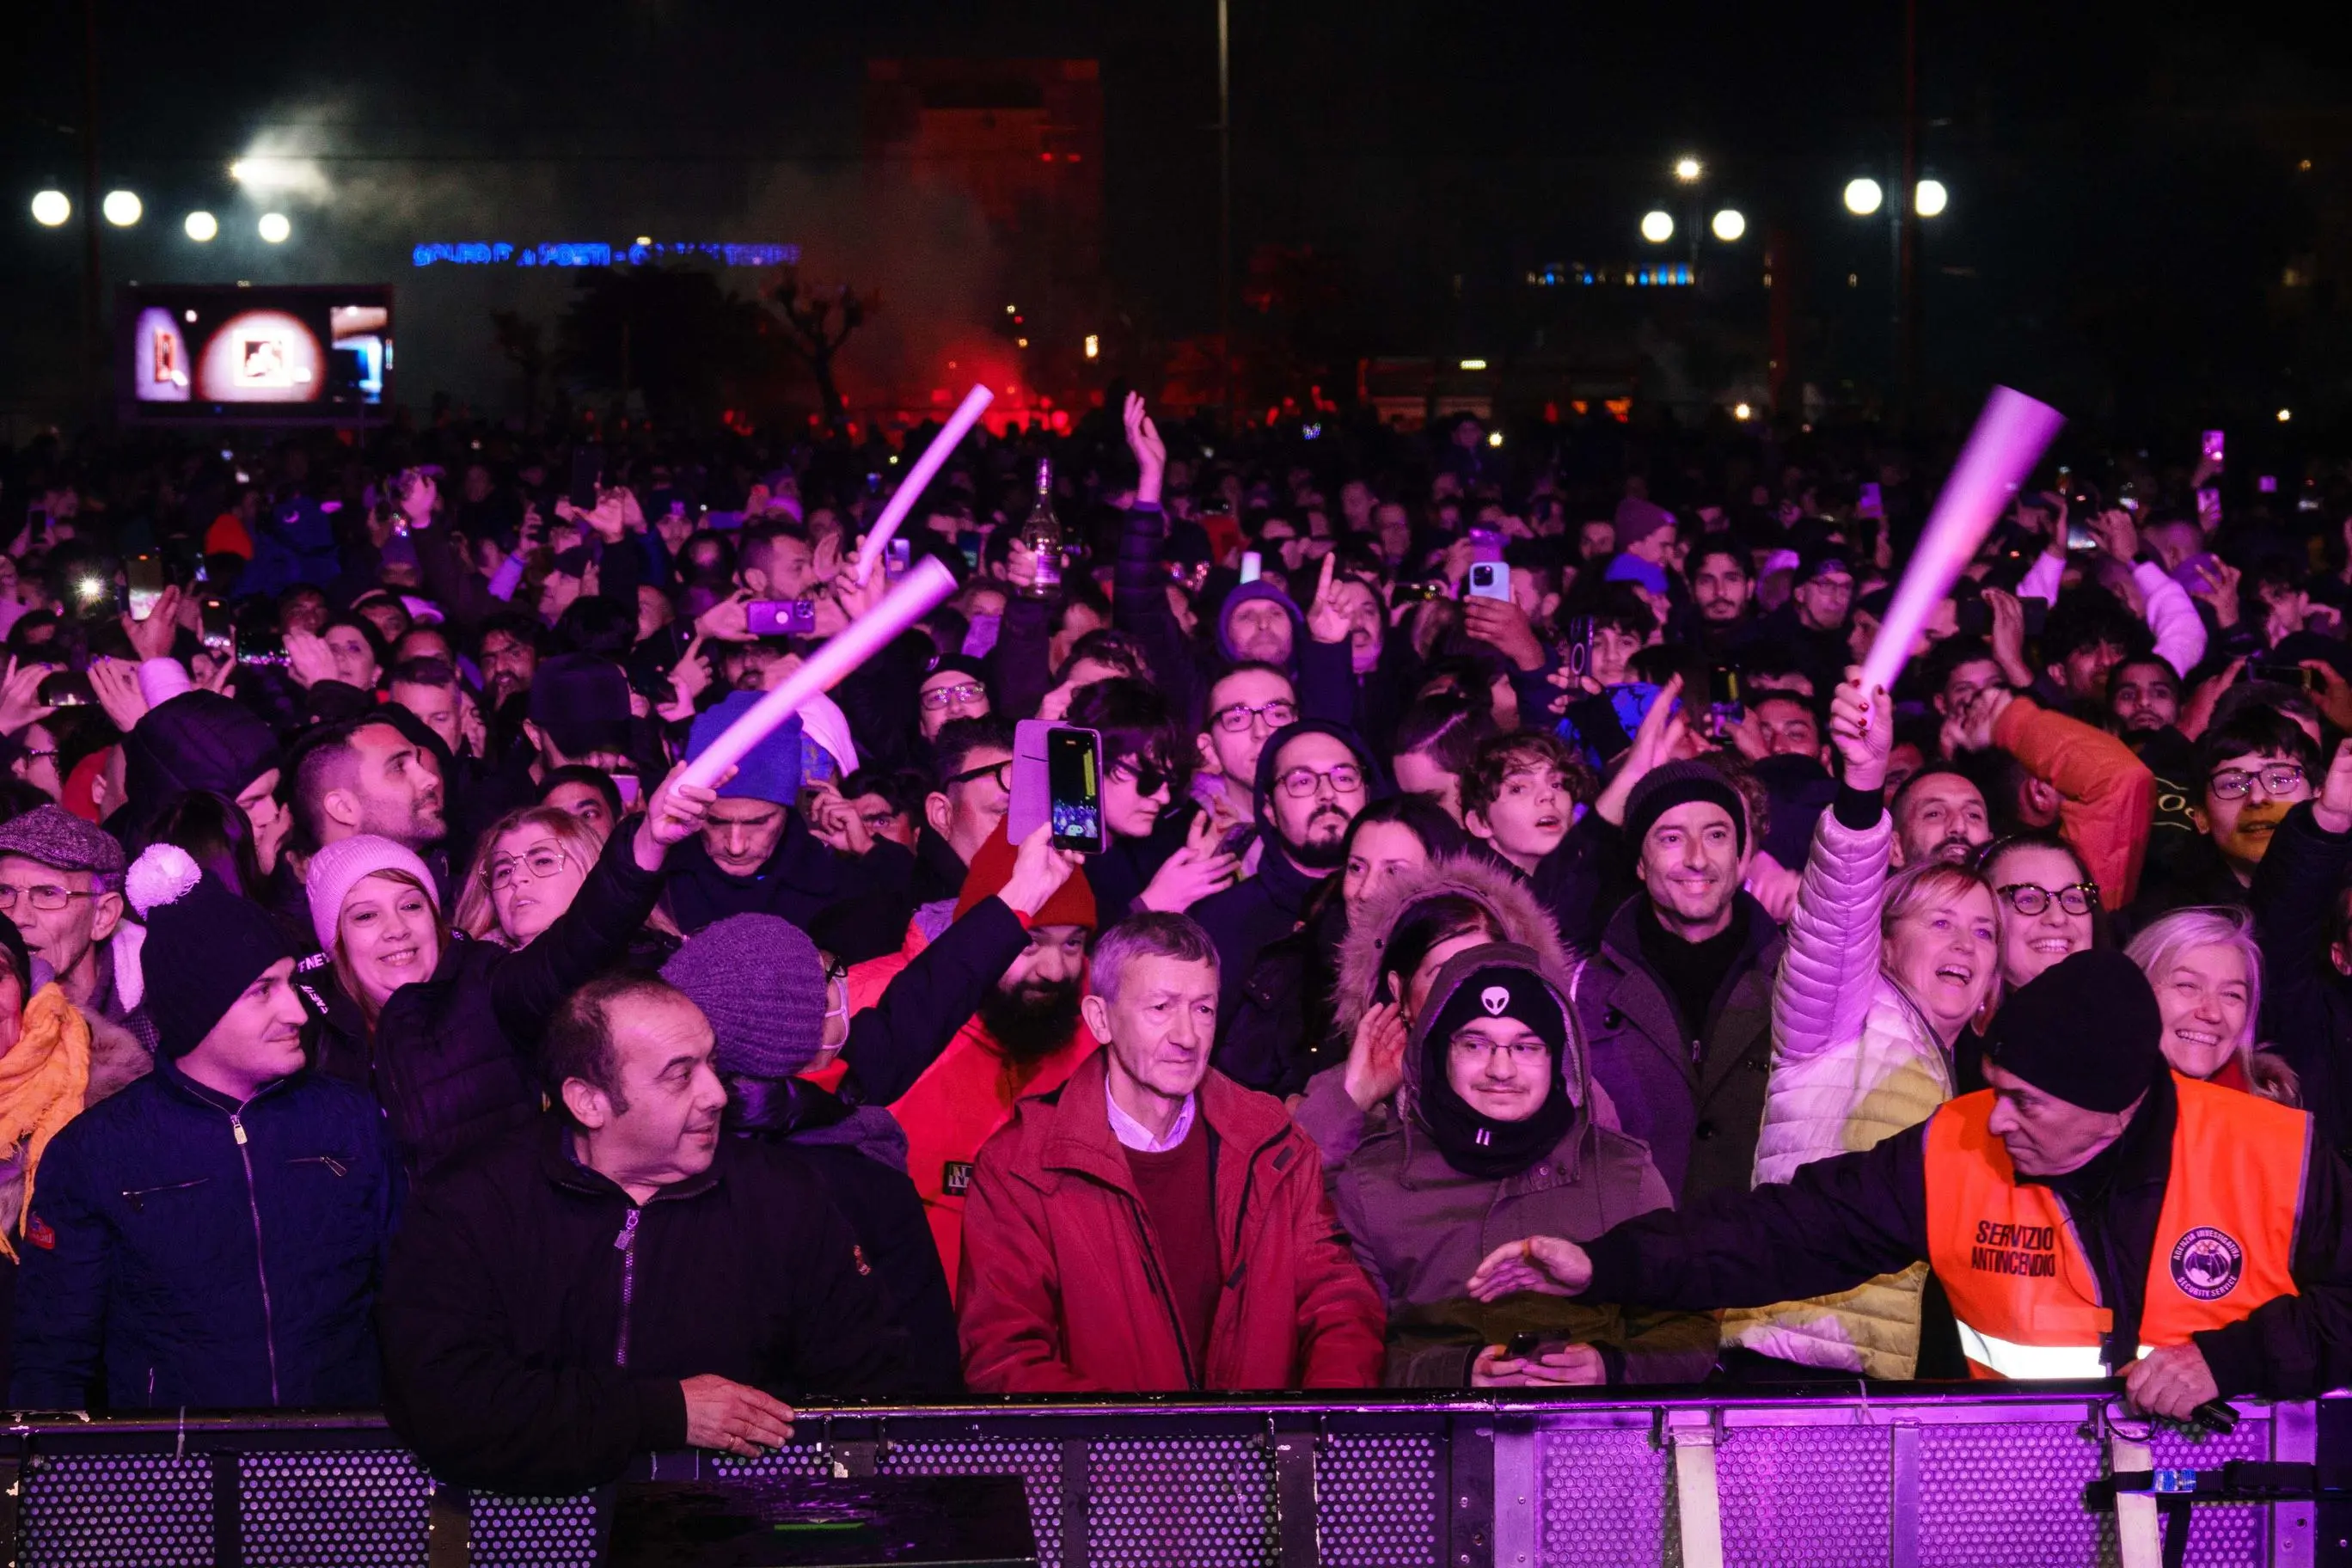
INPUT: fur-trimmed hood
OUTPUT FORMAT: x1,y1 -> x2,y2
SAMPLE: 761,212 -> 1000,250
1332,852 -> 1577,1039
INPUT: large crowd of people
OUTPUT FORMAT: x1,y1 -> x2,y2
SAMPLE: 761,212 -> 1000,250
4,390 -> 2352,1492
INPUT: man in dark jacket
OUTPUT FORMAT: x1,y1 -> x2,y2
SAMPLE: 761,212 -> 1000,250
1470,952 -> 2352,1417
377,971 -> 908,1494
1571,757 -> 1783,1204
11,846 -> 398,1410
662,690 -> 913,952
1191,720 -> 1373,1092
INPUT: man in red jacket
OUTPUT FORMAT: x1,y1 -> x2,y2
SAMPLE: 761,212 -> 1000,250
957,911 -> 1385,1392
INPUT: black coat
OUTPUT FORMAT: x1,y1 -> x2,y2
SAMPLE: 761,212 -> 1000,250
658,814 -> 914,940
1582,1073 -> 2352,1400
351,822 -> 665,1179
2250,802 -> 2352,1159
729,1081 -> 959,1396
10,1060 -> 400,1411
1195,847 -> 1344,1095
377,1118 -> 910,1495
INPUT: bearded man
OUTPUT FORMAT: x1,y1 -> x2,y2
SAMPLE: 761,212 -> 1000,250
835,824 -> 1099,1291
1191,722 -> 1376,1077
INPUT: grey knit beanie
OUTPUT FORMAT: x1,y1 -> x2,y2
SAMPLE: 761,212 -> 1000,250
660,913 -> 830,1079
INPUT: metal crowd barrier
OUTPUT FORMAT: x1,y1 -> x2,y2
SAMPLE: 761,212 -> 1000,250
0,1384 -> 2329,1566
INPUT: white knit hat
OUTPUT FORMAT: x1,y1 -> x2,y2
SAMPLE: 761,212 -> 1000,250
304,835 -> 440,953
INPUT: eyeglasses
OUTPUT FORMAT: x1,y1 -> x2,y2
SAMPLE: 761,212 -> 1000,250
1447,1033 -> 1550,1067
1996,882 -> 2097,918
944,759 -> 1012,793
824,957 -> 850,1024
486,846 -> 573,891
1212,698 -> 1297,734
0,882 -> 93,913
1277,763 -> 1366,799
1109,759 -> 1173,797
919,681 -> 988,712
2208,763 -> 2306,801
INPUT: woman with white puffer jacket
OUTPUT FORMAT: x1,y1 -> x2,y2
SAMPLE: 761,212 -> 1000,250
1717,669 -> 2002,1381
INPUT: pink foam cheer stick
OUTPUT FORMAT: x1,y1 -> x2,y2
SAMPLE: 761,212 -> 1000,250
1858,385 -> 2065,696
678,556 -> 959,793
852,383 -> 996,585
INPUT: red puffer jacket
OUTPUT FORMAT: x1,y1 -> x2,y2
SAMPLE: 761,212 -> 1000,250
957,1048 -> 1386,1393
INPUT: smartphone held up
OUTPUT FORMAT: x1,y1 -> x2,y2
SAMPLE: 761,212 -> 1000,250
1009,720 -> 1106,855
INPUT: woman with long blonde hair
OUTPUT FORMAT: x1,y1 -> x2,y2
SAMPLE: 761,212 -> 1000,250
2124,904 -> 2299,1105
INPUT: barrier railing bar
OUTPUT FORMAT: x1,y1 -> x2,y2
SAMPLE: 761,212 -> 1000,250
1490,1416 -> 1536,1568
1889,1421 -> 1923,1568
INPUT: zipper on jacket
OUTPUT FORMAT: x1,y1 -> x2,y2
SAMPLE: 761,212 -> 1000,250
120,1178 -> 209,1214
290,1155 -> 347,1178
229,1113 -> 281,1406
1121,1191 -> 1200,1391
614,1208 -> 643,1367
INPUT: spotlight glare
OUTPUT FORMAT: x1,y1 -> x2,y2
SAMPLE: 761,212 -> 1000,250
1674,156 -> 1703,182
1844,178 -> 1884,217
30,190 -> 70,226
1915,179 -> 1950,217
1460,358 -> 1489,371
2278,407 -> 2294,423
101,190 -> 142,226
1711,208 -> 1747,242
1486,431 -> 1504,448
1083,334 -> 1099,359
1640,211 -> 1675,244
184,210 -> 218,242
257,211 -> 291,243
1734,402 -> 1754,421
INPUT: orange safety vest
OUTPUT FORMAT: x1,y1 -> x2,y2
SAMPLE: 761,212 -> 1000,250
1924,1073 -> 2307,1380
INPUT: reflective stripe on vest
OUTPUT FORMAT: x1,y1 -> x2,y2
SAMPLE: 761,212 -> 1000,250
1953,1325 -> 2156,1381
1926,1073 -> 2308,1380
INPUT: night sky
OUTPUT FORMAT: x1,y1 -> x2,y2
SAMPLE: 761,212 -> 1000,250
3,1 -> 2344,432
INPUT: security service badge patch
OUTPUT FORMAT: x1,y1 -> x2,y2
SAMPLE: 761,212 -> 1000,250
2170,1226 -> 2245,1302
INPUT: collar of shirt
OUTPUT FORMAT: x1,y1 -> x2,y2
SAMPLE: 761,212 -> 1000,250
1106,1079 -> 1197,1153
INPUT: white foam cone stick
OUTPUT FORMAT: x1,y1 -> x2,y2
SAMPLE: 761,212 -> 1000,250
678,556 -> 959,792
852,383 -> 996,585
1858,385 -> 2066,695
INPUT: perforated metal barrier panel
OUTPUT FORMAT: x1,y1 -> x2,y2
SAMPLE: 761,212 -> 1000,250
0,1393 -> 2323,1568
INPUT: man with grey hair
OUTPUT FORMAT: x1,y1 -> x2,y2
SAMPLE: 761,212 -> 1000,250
957,911 -> 1384,1392
0,805 -> 156,1053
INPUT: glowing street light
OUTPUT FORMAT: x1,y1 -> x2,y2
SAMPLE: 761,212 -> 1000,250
1084,334 -> 1099,359
1844,178 -> 1884,217
1711,209 -> 1747,242
1486,431 -> 1504,448
1675,156 -> 1703,182
101,190 -> 143,226
184,211 -> 218,242
1734,402 -> 1754,421
2278,408 -> 2294,423
258,212 -> 291,243
1460,358 -> 1489,371
1915,180 -> 1949,218
1640,211 -> 1675,244
30,190 -> 70,226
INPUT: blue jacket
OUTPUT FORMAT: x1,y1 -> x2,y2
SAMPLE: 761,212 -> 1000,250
9,1058 -> 400,1411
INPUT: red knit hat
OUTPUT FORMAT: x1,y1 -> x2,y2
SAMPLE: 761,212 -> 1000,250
953,820 -> 1098,929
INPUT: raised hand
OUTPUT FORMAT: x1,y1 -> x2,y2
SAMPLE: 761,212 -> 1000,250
1124,392 -> 1166,507
1594,674 -> 1685,826
1137,816 -> 1241,912
123,584 -> 185,658
1827,666 -> 1892,791
1304,553 -> 1352,646
283,628 -> 340,689
634,761 -> 724,867
1981,587 -> 2037,688
998,820 -> 1086,917
0,658 -> 57,736
85,656 -> 150,734
1461,594 -> 1544,671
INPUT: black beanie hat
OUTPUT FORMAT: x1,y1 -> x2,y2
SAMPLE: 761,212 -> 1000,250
1981,949 -> 2163,1114
1623,758 -> 1749,854
122,844 -> 296,1058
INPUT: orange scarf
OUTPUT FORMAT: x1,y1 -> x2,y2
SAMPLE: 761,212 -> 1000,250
0,983 -> 93,1261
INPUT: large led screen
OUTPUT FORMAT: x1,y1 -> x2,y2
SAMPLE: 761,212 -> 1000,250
119,285 -> 392,422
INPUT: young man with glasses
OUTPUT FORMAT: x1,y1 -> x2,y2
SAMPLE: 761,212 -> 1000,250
1191,662 -> 1300,869
1190,720 -> 1375,1088
2194,708 -> 2318,891
916,658 -> 992,744
0,805 -> 156,1054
